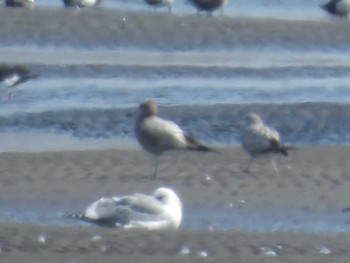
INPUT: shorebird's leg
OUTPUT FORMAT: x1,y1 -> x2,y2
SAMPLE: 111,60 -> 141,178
168,5 -> 172,14
153,157 -> 160,178
271,156 -> 279,175
244,157 -> 254,173
220,6 -> 224,16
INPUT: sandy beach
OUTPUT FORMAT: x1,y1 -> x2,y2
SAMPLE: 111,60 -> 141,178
0,146 -> 350,262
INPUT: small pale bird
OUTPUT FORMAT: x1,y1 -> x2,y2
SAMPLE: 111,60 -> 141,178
62,0 -> 101,8
135,100 -> 215,178
241,113 -> 294,173
321,0 -> 350,18
65,187 -> 183,230
186,0 -> 229,16
144,0 -> 174,14
5,0 -> 34,8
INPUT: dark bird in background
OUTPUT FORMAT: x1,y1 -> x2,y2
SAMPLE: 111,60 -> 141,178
0,65 -> 39,99
134,100 -> 216,178
321,0 -> 350,18
144,0 -> 174,14
0,65 -> 39,87
5,0 -> 34,8
241,113 -> 295,173
186,0 -> 229,16
62,0 -> 101,8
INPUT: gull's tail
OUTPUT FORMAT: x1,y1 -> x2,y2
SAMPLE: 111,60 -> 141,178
62,212 -> 119,228
62,212 -> 87,221
268,139 -> 296,156
279,145 -> 296,156
185,135 -> 220,153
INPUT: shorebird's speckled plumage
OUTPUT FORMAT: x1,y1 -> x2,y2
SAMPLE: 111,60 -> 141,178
241,113 -> 293,172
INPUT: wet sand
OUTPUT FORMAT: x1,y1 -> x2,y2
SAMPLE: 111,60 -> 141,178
1,146 -> 350,261
1,223 -> 350,263
1,146 -> 350,210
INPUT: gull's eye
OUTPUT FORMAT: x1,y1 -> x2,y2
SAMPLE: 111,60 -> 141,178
156,194 -> 165,202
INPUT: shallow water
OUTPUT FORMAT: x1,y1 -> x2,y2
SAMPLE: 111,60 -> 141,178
0,6 -> 350,146
1,47 -> 350,144
1,201 -> 350,233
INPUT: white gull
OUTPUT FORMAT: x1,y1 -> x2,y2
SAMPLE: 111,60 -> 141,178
66,187 -> 182,230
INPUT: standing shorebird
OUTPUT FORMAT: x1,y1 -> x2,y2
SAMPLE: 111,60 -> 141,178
0,65 -> 39,99
135,100 -> 214,178
187,0 -> 229,16
144,0 -> 174,14
320,0 -> 350,18
62,0 -> 101,8
241,113 -> 294,173
5,0 -> 34,8
65,187 -> 183,230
